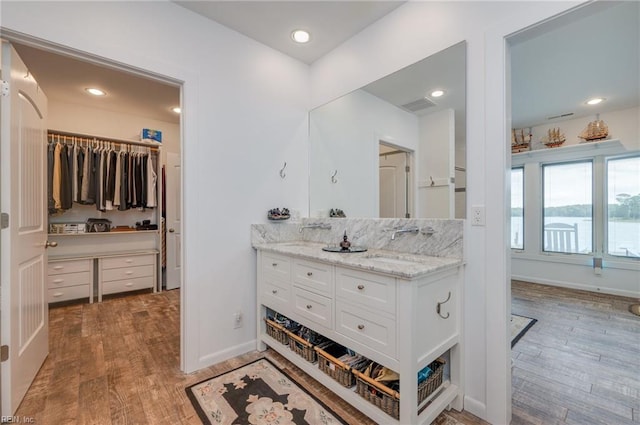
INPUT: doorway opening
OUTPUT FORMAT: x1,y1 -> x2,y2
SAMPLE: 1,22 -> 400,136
379,141 -> 413,218
1,34 -> 185,414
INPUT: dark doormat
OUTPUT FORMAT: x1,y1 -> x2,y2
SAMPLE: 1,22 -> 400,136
511,314 -> 537,347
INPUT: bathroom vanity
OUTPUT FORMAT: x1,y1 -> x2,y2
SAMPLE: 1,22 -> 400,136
253,218 -> 464,424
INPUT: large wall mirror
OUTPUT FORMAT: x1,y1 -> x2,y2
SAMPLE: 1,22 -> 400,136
309,41 -> 466,219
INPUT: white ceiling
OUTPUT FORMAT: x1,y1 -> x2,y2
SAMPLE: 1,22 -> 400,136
173,1 -> 405,65
10,1 -> 638,130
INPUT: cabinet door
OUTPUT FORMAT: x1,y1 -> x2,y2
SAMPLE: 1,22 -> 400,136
336,267 -> 396,315
293,259 -> 332,296
262,252 -> 291,282
335,300 -> 396,358
292,287 -> 332,329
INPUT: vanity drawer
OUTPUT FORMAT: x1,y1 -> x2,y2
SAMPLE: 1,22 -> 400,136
101,254 -> 155,270
101,264 -> 154,283
48,271 -> 92,288
292,287 -> 332,329
293,259 -> 332,296
48,259 -> 91,275
261,278 -> 291,311
335,300 -> 396,358
336,267 -> 396,315
48,284 -> 91,303
102,276 -> 154,295
262,252 -> 291,282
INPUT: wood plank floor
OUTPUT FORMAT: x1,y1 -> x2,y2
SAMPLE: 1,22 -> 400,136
15,281 -> 637,424
511,280 -> 640,425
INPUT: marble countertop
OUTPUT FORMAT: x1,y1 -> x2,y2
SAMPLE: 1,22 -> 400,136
253,241 -> 462,279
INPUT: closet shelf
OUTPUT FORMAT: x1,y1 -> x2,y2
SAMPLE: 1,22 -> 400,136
48,230 -> 159,237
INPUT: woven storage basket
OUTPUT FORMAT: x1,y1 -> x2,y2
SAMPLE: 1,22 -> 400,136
418,359 -> 445,405
314,346 -> 356,388
352,358 -> 446,420
264,319 -> 289,345
287,331 -> 317,362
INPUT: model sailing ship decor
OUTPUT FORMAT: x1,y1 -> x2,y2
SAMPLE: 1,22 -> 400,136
579,114 -> 609,142
511,127 -> 532,153
541,127 -> 566,148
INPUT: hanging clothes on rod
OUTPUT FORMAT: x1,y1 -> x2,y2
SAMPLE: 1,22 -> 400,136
47,131 -> 158,214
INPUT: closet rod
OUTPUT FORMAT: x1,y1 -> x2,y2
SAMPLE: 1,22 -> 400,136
48,129 -> 160,150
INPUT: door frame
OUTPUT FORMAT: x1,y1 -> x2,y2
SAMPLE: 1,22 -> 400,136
378,138 -> 414,219
0,31 -> 187,371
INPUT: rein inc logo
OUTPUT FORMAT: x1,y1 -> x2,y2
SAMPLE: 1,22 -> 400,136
1,417 -> 35,423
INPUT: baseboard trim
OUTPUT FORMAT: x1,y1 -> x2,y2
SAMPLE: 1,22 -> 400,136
511,274 -> 639,298
463,396 -> 486,421
196,340 -> 256,370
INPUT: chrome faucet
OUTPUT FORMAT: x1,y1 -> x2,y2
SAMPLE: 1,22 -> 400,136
390,226 -> 420,240
299,223 -> 332,233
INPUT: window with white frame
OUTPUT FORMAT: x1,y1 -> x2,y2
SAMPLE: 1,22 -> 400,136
511,167 -> 524,249
542,161 -> 593,254
607,155 -> 640,258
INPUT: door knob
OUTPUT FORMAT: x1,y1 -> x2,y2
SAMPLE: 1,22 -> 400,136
169,228 -> 175,233
45,241 -> 58,248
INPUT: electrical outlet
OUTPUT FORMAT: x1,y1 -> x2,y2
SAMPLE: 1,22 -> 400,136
471,205 -> 485,226
233,311 -> 243,329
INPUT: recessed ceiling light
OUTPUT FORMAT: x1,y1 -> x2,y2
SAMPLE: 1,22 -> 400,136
172,107 -> 181,114
85,87 -> 106,96
586,97 -> 604,105
430,90 -> 445,98
291,30 -> 310,44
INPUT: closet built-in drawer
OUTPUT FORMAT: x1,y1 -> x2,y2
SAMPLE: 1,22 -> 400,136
101,254 -> 155,270
48,284 -> 91,303
262,252 -> 291,282
292,287 -> 332,329
48,271 -> 92,288
102,264 -> 154,282
293,259 -> 332,296
102,276 -> 154,296
336,267 -> 396,315
335,300 -> 396,358
261,278 -> 291,311
48,259 -> 92,275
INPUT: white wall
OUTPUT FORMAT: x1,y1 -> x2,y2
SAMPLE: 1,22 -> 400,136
310,2 -> 584,423
417,109 -> 454,218
309,89 -> 418,218
1,1 -> 310,372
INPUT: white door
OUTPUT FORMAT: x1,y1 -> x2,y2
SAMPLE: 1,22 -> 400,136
165,152 -> 181,290
0,41 -> 49,416
379,151 -> 409,218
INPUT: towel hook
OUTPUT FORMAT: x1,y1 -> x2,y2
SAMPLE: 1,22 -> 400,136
331,170 -> 338,184
436,291 -> 451,319
279,162 -> 287,179
430,176 -> 435,187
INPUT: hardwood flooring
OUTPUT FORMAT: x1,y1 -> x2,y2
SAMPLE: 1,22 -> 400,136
511,280 -> 640,425
15,281 -> 637,424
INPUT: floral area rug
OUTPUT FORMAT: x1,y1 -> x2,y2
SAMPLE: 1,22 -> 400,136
511,314 -> 537,347
186,358 -> 347,425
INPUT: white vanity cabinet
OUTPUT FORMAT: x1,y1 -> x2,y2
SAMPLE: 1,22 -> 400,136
47,258 -> 93,303
256,248 -> 463,425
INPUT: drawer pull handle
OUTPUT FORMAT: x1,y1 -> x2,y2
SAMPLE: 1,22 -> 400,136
357,284 -> 365,290
53,292 -> 63,297
125,271 -> 134,275
272,290 -> 278,294
125,259 -> 133,263
306,304 -> 312,310
125,283 -> 134,287
307,272 -> 313,277
53,266 -> 64,270
53,278 -> 64,284
272,263 -> 278,267
437,291 -> 451,319
357,324 -> 365,330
